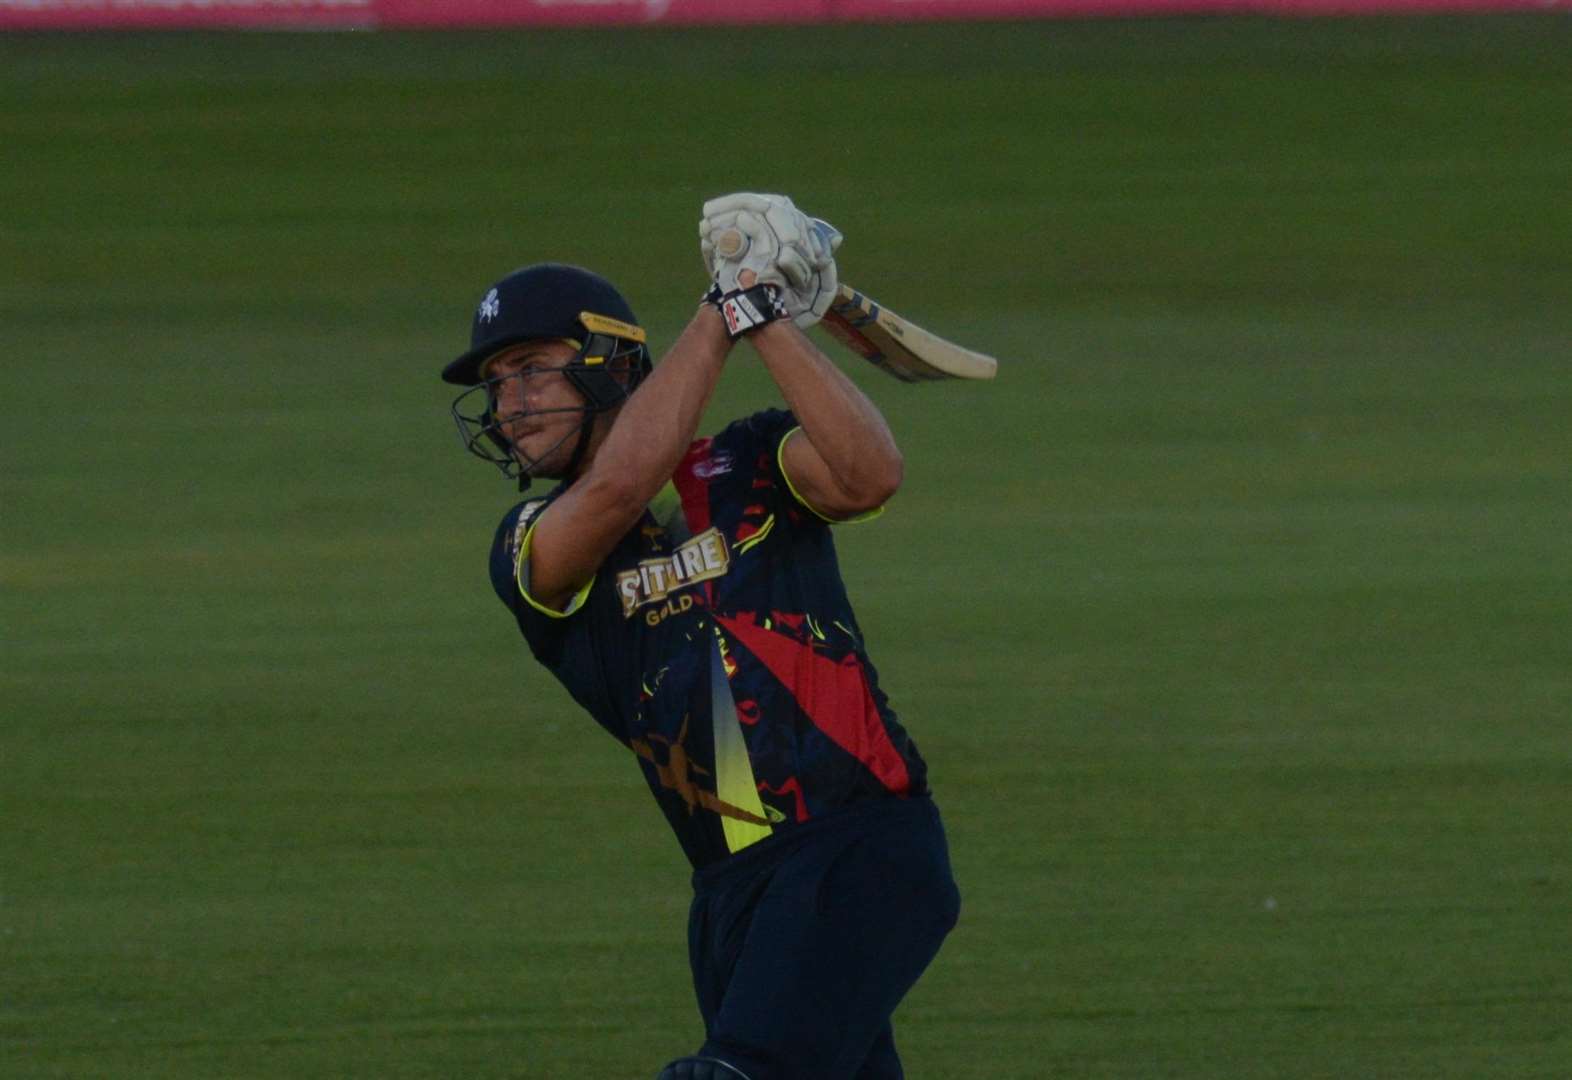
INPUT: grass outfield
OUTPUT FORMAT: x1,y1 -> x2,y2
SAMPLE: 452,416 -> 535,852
3,16 -> 1570,1079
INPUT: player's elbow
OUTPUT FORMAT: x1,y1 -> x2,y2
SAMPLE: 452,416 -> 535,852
845,449 -> 903,511
872,450 -> 905,505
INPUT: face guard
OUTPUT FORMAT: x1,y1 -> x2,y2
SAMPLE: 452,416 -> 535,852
449,316 -> 651,488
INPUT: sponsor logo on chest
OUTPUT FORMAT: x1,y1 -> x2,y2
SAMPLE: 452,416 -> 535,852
617,525 -> 730,618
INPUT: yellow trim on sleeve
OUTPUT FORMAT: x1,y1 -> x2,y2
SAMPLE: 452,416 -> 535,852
776,426 -> 886,525
516,515 -> 592,619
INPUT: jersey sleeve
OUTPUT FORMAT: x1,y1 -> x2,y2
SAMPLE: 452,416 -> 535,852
488,496 -> 592,665
718,408 -> 884,525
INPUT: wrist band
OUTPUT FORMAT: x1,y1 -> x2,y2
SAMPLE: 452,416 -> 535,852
706,282 -> 789,341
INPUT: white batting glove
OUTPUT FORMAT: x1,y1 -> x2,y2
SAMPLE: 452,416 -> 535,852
792,217 -> 842,329
699,192 -> 798,293
699,193 -> 843,329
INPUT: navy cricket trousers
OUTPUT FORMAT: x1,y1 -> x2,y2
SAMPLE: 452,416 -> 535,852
686,796 -> 961,1080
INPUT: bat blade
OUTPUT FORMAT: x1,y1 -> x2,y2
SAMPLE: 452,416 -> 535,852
819,285 -> 998,383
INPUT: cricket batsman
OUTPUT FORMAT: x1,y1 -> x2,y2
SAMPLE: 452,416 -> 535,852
441,193 -> 960,1080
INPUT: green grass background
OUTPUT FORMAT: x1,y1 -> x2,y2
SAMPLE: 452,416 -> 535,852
3,16 -> 1571,1078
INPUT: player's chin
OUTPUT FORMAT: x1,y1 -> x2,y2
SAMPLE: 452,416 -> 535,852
515,436 -> 572,478
520,457 -> 564,480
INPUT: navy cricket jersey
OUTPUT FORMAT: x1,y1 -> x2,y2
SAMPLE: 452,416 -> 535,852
488,408 -> 929,870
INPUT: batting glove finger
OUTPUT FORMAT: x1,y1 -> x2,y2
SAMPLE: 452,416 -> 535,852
792,256 -> 839,330
735,210 -> 783,273
698,208 -> 747,275
702,191 -> 795,221
699,208 -> 746,236
807,217 -> 843,267
762,202 -> 807,247
775,245 -> 814,291
703,210 -> 790,295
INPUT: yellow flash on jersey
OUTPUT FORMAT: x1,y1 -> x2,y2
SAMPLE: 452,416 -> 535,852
710,627 -> 771,853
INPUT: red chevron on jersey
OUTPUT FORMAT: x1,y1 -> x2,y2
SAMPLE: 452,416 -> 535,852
715,612 -> 912,794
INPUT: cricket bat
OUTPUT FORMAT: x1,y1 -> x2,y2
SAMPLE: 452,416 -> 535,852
818,285 -> 998,383
711,225 -> 999,383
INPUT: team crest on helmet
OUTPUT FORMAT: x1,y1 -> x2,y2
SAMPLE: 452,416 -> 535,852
479,288 -> 501,322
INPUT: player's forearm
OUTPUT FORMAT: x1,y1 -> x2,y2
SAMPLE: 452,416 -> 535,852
750,320 -> 903,503
582,304 -> 732,506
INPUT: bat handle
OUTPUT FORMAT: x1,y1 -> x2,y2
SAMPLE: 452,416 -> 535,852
714,228 -> 745,259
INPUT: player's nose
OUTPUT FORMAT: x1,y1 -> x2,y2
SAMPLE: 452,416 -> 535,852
496,374 -> 530,411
